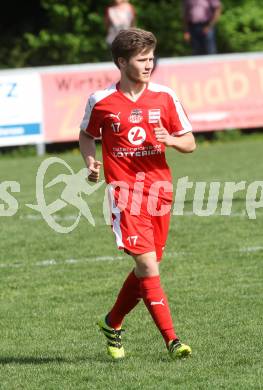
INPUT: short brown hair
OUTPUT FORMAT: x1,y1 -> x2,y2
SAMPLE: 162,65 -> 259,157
111,28 -> 157,68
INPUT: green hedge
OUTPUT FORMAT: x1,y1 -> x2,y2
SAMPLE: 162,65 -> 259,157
0,0 -> 263,68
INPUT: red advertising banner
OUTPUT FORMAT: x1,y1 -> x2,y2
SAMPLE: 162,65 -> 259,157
41,53 -> 263,142
41,65 -> 119,142
153,55 -> 263,131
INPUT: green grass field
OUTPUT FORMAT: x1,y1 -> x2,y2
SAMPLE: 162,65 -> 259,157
0,136 -> 262,389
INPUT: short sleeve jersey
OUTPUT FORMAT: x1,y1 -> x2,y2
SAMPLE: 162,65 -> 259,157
80,82 -> 192,199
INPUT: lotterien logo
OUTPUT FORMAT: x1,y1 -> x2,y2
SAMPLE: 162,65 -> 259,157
128,126 -> 146,145
26,157 -> 104,233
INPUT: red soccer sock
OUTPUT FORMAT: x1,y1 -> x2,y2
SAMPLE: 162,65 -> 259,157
107,270 -> 141,329
140,275 -> 177,345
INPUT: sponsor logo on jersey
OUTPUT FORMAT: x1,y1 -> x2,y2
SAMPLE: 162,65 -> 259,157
112,144 -> 162,158
105,112 -> 121,121
128,126 -> 146,145
148,109 -> 160,123
128,109 -> 143,124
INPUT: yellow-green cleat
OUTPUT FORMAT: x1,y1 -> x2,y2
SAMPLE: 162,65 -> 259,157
168,339 -> 192,360
97,318 -> 125,360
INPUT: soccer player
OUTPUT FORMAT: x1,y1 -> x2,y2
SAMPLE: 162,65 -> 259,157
79,28 -> 196,360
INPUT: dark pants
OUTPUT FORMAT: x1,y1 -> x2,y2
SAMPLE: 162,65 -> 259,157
189,22 -> 217,55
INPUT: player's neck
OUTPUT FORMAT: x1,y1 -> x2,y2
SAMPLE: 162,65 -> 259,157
118,79 -> 147,102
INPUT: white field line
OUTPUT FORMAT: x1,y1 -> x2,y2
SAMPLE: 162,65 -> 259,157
19,209 -> 257,223
239,246 -> 263,253
0,252 -> 186,269
0,255 -> 125,269
20,214 -> 79,221
181,211 -> 248,217
0,247 -> 261,270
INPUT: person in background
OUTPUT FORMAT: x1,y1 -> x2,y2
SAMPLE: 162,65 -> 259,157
105,0 -> 136,46
183,0 -> 222,55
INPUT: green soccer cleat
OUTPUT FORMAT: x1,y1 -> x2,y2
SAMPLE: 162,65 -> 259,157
97,317 -> 125,360
168,339 -> 192,360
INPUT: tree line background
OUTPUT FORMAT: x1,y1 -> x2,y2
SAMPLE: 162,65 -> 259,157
1,0 -> 263,69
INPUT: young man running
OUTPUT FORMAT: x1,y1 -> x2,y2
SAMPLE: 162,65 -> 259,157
79,28 -> 196,360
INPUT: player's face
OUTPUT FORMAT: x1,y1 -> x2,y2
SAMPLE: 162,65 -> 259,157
123,49 -> 154,84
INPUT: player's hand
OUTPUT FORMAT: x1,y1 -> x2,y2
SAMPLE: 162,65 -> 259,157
154,119 -> 175,147
87,160 -> 102,182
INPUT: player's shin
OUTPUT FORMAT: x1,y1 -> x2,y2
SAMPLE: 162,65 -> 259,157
107,269 -> 141,329
139,275 -> 177,345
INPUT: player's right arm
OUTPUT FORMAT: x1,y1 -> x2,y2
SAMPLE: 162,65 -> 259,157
79,94 -> 103,183
79,131 -> 102,183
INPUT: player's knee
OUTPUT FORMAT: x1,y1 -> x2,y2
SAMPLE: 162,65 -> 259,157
133,252 -> 159,277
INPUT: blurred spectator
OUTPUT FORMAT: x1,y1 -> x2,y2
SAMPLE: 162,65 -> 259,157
105,0 -> 136,46
183,0 -> 222,55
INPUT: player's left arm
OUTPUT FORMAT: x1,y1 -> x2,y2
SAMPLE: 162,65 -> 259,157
154,119 -> 196,153
155,92 -> 196,153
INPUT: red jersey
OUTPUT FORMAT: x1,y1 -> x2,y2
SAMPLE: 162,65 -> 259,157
80,82 -> 192,199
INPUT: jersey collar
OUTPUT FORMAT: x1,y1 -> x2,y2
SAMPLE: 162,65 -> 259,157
116,82 -> 149,104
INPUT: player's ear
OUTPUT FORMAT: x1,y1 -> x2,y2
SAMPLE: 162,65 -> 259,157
118,57 -> 127,69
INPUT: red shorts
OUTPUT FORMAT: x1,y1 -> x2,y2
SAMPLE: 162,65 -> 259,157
109,187 -> 172,261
